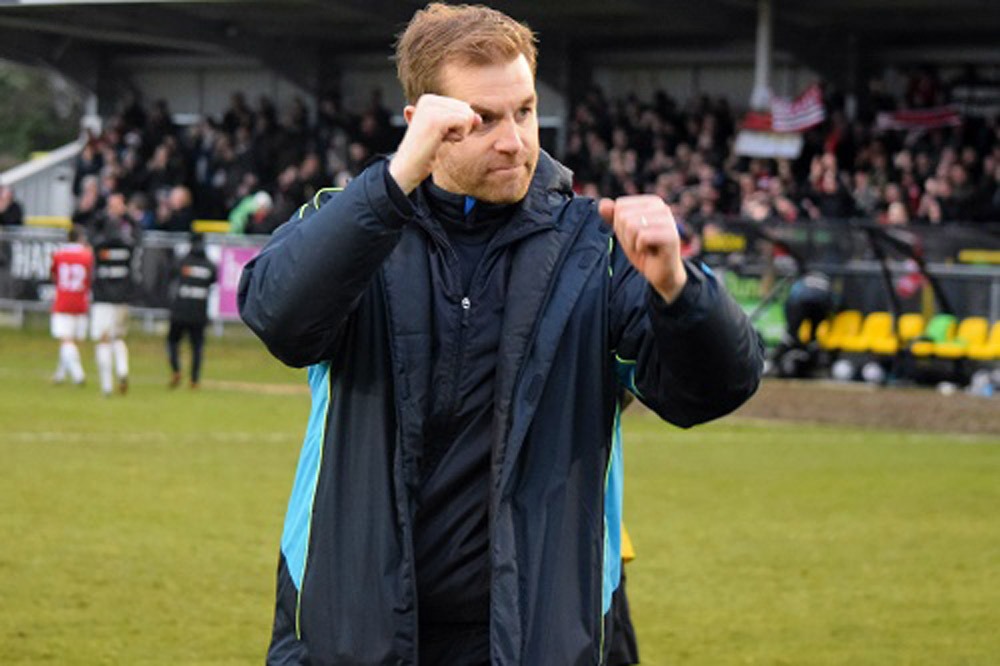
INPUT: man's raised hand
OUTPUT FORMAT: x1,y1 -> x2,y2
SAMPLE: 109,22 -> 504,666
388,94 -> 482,194
599,195 -> 688,304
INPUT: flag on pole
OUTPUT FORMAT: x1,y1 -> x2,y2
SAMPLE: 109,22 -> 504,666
770,83 -> 826,132
734,85 -> 824,158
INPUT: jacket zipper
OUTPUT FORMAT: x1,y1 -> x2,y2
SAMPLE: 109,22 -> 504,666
443,218 -> 533,418
445,294 -> 473,417
412,208 -> 468,421
440,217 -> 511,419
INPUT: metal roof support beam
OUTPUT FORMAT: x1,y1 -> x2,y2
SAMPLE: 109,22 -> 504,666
110,4 -> 321,94
0,27 -> 101,94
749,0 -> 773,111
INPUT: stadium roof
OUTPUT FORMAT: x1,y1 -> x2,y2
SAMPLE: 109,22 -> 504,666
1,0 -> 999,95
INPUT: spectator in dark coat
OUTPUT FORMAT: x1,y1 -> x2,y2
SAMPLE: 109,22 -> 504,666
0,185 -> 24,226
157,186 -> 196,233
71,175 -> 105,231
72,138 -> 104,197
804,171 -> 856,220
167,232 -> 218,388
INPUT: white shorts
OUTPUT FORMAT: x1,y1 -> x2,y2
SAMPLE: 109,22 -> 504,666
51,312 -> 89,340
90,303 -> 130,340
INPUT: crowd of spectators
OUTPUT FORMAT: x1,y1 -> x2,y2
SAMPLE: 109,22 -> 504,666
63,66 -> 1000,240
564,72 -> 1000,239
68,90 -> 399,237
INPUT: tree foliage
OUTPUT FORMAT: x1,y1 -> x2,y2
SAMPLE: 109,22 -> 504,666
0,61 -> 83,170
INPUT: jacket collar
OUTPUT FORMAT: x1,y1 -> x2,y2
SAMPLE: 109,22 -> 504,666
519,149 -> 575,221
411,150 -> 573,246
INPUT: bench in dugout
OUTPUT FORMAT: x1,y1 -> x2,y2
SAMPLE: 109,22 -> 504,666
895,315 -> 998,384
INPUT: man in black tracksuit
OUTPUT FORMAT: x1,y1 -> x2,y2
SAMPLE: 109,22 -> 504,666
89,209 -> 138,396
166,232 -> 217,388
238,4 -> 763,665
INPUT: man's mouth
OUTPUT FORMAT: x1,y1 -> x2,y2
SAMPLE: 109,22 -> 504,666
490,164 -> 523,175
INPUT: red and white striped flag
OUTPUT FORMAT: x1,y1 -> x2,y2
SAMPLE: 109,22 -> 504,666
771,84 -> 826,132
876,106 -> 961,131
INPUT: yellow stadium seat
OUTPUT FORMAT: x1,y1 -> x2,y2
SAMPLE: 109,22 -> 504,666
870,313 -> 925,356
817,310 -> 862,351
967,321 -> 1000,361
814,319 -> 829,345
909,314 -> 957,357
934,317 -> 990,359
797,320 -> 813,344
840,312 -> 894,353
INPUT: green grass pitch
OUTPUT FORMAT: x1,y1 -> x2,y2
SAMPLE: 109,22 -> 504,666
1,322 -> 998,664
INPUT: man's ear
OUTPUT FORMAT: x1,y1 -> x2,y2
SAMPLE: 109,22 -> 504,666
403,105 -> 416,125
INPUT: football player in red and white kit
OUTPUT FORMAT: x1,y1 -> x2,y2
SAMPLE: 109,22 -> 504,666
50,225 -> 94,385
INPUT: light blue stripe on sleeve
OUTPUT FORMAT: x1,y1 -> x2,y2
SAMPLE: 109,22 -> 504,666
602,403 -> 624,614
281,362 -> 331,591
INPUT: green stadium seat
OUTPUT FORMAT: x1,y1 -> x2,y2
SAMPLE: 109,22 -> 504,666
934,317 -> 990,359
910,314 -> 957,357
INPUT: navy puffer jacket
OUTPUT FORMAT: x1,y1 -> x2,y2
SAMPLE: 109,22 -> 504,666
239,152 -> 763,665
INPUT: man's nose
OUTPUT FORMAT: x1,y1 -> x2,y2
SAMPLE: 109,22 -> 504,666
494,118 -> 524,154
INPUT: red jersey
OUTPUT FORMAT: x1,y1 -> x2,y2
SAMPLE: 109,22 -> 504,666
51,243 -> 94,314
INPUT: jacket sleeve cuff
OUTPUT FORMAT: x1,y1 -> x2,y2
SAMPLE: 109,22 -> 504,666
646,260 -> 706,323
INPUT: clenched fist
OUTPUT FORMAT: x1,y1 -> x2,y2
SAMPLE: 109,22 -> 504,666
388,94 -> 483,194
599,195 -> 688,304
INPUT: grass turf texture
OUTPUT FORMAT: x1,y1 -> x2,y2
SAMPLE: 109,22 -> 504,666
1,323 -> 998,664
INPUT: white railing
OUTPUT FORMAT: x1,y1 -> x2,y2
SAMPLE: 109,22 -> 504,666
0,139 -> 84,219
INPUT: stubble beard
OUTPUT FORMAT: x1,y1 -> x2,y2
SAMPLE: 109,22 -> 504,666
437,151 -> 539,205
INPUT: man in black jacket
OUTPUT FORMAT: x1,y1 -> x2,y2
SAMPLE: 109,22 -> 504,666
89,210 -> 137,397
239,4 -> 763,664
166,232 -> 217,388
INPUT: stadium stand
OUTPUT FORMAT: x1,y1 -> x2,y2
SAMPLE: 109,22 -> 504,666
0,1 -> 997,391
34,60 -> 998,244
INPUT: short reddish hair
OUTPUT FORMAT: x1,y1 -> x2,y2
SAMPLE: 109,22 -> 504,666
395,3 -> 537,103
